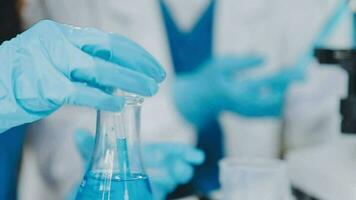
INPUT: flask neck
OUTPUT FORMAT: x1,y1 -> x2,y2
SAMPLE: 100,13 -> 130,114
90,97 -> 145,175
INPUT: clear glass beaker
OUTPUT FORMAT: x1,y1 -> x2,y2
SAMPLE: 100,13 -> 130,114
76,95 -> 153,200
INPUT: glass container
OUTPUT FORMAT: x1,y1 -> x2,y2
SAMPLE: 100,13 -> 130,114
76,94 -> 152,200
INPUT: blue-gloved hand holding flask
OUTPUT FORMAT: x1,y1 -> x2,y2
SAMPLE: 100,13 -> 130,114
0,20 -> 165,133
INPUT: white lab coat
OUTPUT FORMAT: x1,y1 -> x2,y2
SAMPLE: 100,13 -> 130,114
19,0 -> 349,199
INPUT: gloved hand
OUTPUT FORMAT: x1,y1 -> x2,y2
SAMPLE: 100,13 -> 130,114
142,143 -> 204,199
0,20 -> 165,133
70,130 -> 205,200
173,56 -> 293,127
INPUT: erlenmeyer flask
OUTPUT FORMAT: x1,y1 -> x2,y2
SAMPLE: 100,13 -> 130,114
76,95 -> 153,200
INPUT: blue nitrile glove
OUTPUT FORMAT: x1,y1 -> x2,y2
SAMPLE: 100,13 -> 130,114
142,143 -> 204,200
69,130 -> 205,200
173,56 -> 293,127
0,20 -> 165,133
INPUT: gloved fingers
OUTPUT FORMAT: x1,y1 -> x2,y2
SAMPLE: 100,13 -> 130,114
106,33 -> 166,83
257,91 -> 284,114
260,69 -> 296,91
146,167 -> 177,194
73,129 -> 95,162
245,92 -> 284,117
143,143 -> 205,165
287,62 -> 308,81
68,48 -> 158,96
226,80 -> 285,117
60,45 -> 158,96
57,23 -> 166,83
232,71 -> 291,99
180,146 -> 205,165
146,160 -> 190,199
214,56 -> 264,74
169,158 -> 194,184
151,182 -> 176,200
150,185 -> 168,200
144,144 -> 198,183
65,82 -> 125,111
142,144 -> 166,166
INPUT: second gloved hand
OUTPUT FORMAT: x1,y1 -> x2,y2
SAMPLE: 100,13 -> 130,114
173,56 -> 292,127
0,20 -> 165,133
72,130 -> 205,200
142,143 -> 205,200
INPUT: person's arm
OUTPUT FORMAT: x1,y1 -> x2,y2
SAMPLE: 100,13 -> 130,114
0,20 -> 165,133
172,56 -> 293,128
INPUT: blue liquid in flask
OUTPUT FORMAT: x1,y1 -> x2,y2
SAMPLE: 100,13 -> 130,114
75,172 -> 152,200
76,138 -> 153,200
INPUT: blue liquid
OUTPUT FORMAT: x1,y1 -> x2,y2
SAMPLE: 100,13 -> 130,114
117,138 -> 130,174
76,171 -> 153,200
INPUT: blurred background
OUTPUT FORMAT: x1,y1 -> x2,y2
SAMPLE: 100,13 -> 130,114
2,0 -> 356,199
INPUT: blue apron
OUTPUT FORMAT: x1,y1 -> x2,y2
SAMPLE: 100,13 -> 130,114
0,125 -> 27,200
159,0 -> 222,196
